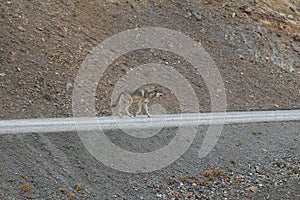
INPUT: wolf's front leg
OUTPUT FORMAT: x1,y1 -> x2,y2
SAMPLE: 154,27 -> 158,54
143,103 -> 150,118
124,105 -> 133,117
135,102 -> 143,117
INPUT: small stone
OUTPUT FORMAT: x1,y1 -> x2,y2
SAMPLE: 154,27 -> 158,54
58,187 -> 66,194
287,15 -> 294,20
18,26 -> 25,31
185,12 -> 192,18
244,7 -> 253,14
289,6 -> 295,12
36,27 -> 44,31
289,66 -> 295,73
256,166 -> 261,173
249,186 -> 258,193
192,10 -> 202,20
263,148 -> 268,153
66,82 -> 73,91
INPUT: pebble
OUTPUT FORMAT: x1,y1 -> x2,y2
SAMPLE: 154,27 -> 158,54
289,66 -> 295,73
66,82 -> 73,91
287,15 -> 294,20
148,157 -> 299,199
192,10 -> 202,21
17,26 -> 25,31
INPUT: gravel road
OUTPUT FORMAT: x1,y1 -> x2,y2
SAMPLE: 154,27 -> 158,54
0,121 -> 299,199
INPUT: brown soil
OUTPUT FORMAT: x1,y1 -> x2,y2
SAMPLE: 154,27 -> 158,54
0,0 -> 299,120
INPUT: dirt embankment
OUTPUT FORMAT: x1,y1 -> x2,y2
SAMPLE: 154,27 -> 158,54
0,0 -> 299,119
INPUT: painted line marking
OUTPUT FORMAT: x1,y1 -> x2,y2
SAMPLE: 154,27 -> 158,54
0,110 -> 299,134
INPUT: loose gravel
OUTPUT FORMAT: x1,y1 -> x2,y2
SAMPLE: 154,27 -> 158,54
148,157 -> 299,199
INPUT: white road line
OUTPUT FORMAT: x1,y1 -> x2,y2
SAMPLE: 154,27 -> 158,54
0,110 -> 299,135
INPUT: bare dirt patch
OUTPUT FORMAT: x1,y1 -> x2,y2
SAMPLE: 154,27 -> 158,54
0,0 -> 299,120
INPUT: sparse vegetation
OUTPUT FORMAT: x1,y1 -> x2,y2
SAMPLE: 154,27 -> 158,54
44,93 -> 51,101
237,139 -> 242,145
291,167 -> 299,174
21,182 -> 30,192
252,131 -> 262,135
